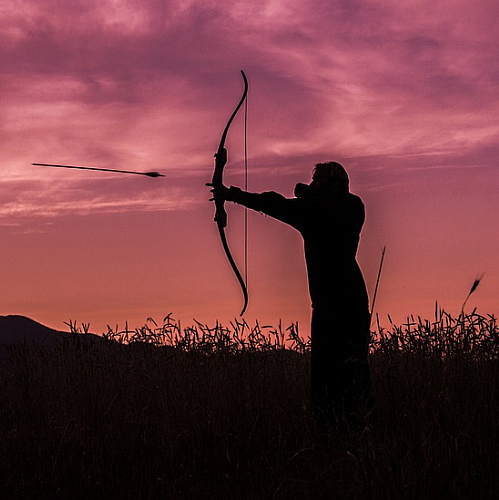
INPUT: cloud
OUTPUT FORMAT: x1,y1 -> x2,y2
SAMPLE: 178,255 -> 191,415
0,177 -> 195,220
1,0 -> 499,210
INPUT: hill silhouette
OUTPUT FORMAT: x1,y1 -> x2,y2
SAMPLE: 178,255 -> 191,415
0,315 -> 103,361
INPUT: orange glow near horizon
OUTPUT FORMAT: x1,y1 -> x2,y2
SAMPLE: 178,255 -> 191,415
1,0 -> 498,335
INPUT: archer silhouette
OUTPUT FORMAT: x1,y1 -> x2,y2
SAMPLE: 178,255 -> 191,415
211,155 -> 374,432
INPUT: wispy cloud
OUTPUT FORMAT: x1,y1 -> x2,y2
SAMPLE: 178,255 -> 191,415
0,178 -> 194,219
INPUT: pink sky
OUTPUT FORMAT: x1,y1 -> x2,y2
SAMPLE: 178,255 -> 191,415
1,0 -> 498,334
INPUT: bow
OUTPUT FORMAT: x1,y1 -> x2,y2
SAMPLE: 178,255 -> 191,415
211,70 -> 249,316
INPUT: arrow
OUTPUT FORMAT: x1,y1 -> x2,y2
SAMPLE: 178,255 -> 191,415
32,163 -> 164,178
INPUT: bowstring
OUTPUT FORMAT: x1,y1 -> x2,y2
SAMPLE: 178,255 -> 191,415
244,88 -> 249,289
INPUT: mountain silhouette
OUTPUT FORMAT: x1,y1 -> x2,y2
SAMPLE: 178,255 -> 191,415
0,315 -> 103,361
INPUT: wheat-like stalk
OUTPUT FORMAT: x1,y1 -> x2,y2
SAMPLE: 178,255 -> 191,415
461,274 -> 484,314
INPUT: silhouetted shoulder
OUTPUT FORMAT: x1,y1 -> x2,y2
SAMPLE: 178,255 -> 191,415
345,192 -> 364,205
343,192 -> 365,228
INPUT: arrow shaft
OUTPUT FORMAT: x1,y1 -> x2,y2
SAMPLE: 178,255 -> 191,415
32,163 -> 164,177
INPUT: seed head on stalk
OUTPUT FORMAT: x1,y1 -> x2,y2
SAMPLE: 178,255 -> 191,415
461,274 -> 484,314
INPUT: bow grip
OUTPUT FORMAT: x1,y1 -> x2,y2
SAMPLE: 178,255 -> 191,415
214,200 -> 227,229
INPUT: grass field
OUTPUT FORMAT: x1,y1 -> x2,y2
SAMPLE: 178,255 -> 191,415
0,310 -> 498,499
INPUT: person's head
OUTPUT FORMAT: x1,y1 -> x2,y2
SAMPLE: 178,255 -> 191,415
312,161 -> 349,193
295,161 -> 349,198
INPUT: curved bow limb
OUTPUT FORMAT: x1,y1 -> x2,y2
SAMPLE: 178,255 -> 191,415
211,70 -> 249,316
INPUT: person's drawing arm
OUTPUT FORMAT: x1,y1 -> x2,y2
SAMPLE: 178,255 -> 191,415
223,185 -> 302,227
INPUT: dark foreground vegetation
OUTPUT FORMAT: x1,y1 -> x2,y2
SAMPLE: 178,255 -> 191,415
1,310 -> 498,499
